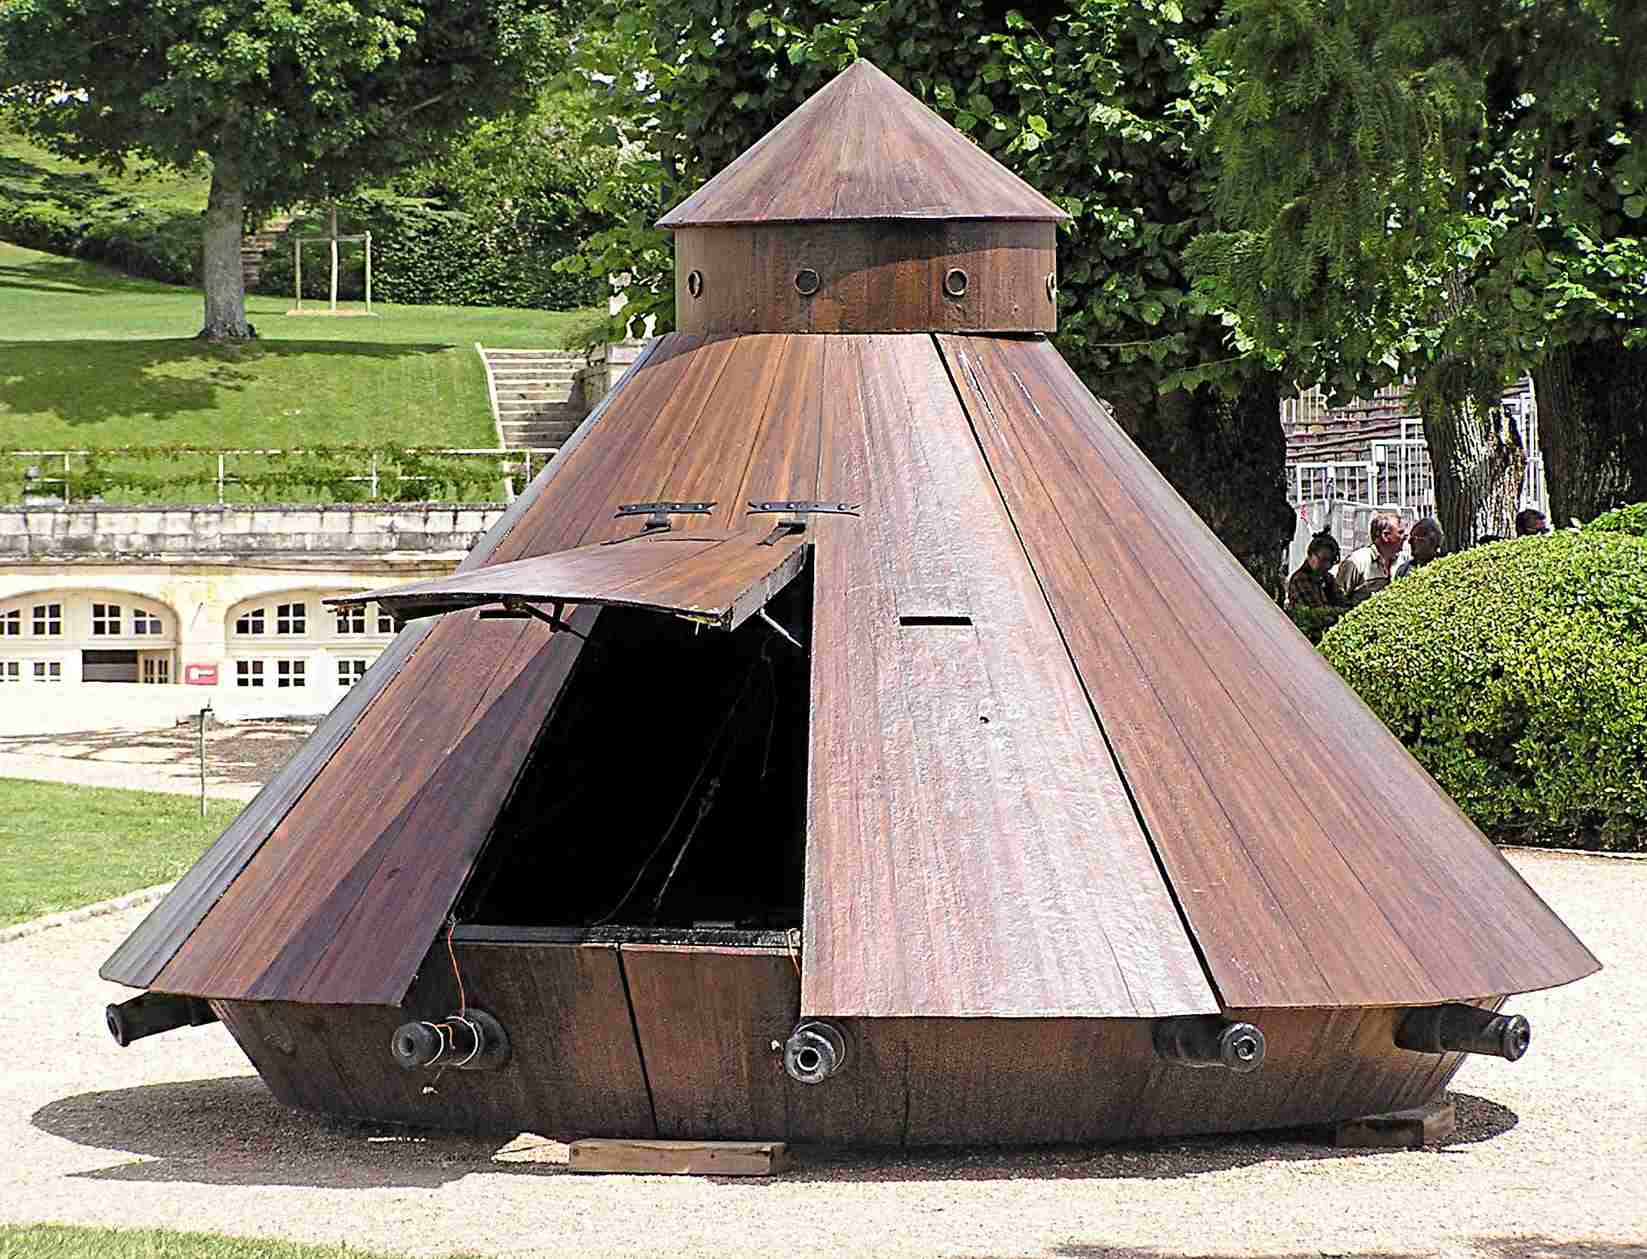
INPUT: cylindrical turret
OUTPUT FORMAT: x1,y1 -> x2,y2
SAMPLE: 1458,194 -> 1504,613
657,60 -> 1068,337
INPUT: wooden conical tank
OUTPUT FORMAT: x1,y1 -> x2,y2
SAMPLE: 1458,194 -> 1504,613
102,59 -> 1596,1147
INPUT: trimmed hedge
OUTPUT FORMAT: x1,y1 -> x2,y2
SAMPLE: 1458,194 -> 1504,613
1320,531 -> 1647,850
253,191 -> 603,311
0,197 -> 200,284
1588,501 -> 1647,537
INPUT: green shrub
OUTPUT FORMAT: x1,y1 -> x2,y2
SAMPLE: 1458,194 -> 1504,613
1286,604 -> 1343,644
1320,532 -> 1647,850
253,190 -> 603,311
1587,501 -> 1647,537
0,195 -> 200,283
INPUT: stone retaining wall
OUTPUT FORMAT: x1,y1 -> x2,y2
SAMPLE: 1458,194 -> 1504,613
0,503 -> 507,561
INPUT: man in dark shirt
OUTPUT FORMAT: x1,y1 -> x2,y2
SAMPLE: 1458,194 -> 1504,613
1287,532 -> 1346,609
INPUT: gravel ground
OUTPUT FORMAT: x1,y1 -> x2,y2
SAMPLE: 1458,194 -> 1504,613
3,849 -> 1643,1259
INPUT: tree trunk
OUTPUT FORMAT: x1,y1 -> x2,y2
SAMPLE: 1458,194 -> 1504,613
199,152 -> 252,340
1417,382 -> 1526,547
1532,339 -> 1647,528
1107,374 -> 1295,595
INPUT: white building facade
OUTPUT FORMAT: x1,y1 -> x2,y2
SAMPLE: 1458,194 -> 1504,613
0,504 -> 501,707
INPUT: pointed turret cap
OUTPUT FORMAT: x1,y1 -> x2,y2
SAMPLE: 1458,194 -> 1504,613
657,60 -> 1069,228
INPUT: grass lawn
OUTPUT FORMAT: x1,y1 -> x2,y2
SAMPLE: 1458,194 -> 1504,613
0,1225 -> 482,1259
0,129 -> 211,220
0,778 -> 241,928
0,243 -> 600,501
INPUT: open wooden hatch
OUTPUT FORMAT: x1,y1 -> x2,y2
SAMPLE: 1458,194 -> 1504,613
325,527 -> 809,634
329,524 -> 816,943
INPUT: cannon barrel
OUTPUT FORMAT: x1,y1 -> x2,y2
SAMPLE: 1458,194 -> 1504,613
1153,1016 -> 1266,1073
783,1019 -> 849,1084
1396,1004 -> 1530,1061
391,1010 -> 510,1072
105,992 -> 218,1047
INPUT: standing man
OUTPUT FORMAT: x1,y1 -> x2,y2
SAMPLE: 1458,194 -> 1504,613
1337,512 -> 1406,606
1395,518 -> 1444,579
1287,531 -> 1347,609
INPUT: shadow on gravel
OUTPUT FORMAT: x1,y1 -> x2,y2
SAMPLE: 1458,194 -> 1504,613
32,1075 -> 1519,1190
32,1076 -> 554,1189
1009,1240 -> 1647,1259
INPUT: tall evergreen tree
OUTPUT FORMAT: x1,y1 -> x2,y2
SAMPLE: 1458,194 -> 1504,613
1191,0 -> 1647,538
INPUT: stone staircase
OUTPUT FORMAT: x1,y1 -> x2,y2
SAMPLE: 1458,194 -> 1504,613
241,216 -> 293,291
477,346 -> 590,450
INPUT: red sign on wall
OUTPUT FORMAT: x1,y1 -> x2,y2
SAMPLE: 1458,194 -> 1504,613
184,663 -> 219,686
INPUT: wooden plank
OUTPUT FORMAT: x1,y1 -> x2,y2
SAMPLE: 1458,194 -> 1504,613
151,332 -> 843,1006
148,335 -> 736,1003
103,336 -> 668,991
658,61 -> 1066,227
937,333 -> 1597,1006
801,334 -> 1214,1019
676,222 -> 1055,335
1027,349 -> 1596,1000
620,945 -> 800,1141
569,1140 -> 788,1176
214,941 -> 655,1138
345,530 -> 807,630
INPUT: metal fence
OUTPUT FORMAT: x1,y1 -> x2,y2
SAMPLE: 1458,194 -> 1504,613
6,447 -> 559,505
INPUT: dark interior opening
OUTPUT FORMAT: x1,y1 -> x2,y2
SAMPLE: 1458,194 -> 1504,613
456,556 -> 813,936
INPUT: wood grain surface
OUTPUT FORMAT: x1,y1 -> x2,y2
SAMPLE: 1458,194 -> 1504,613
133,320 -> 1594,1012
936,332 -> 1600,1008
802,334 -> 1214,1019
213,941 -> 654,1137
148,334 -> 859,1005
333,530 -> 808,632
674,221 -> 1056,334
101,337 -> 668,992
219,941 -> 1476,1145
657,60 -> 1068,228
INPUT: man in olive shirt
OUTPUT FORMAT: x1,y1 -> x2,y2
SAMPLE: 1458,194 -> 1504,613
1336,512 -> 1406,606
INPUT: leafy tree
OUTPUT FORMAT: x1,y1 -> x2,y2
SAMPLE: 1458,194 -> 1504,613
558,0 -> 1298,586
0,0 -> 558,339
1191,0 -> 1647,541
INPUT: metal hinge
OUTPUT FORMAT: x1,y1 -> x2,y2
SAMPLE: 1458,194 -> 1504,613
746,499 -> 861,545
607,500 -> 717,541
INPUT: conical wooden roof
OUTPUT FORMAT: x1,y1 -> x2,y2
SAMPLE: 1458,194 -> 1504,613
657,60 -> 1069,227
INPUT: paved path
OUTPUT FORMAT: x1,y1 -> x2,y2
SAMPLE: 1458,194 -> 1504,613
3,850 -> 1642,1259
0,718 -> 317,802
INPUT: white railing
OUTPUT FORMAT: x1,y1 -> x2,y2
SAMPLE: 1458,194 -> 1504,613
6,447 -> 558,505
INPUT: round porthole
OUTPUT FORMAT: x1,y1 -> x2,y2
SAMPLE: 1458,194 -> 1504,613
1045,271 -> 1057,302
794,267 -> 821,297
943,267 -> 969,299
686,269 -> 704,299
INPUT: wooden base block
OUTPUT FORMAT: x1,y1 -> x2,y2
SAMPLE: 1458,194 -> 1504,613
1330,1100 -> 1456,1149
568,1139 -> 789,1176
